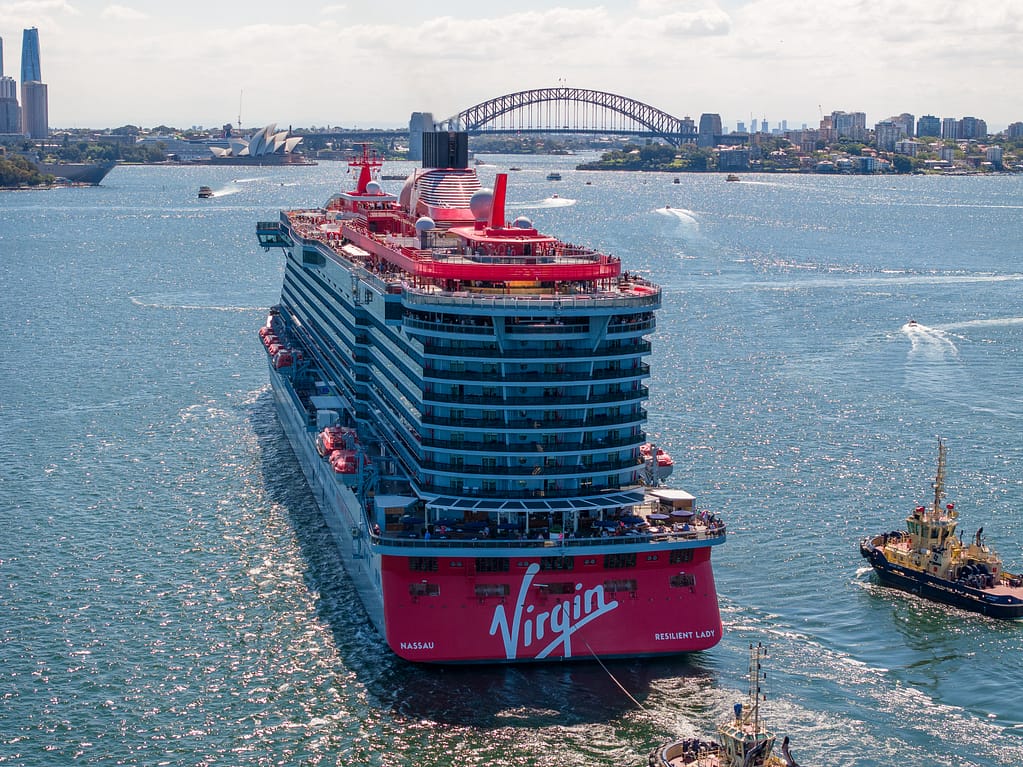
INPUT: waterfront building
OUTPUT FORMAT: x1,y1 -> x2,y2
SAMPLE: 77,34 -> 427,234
0,36 -> 22,135
941,117 -> 958,140
894,140 -> 921,157
697,113 -> 721,147
831,111 -> 867,142
940,145 -> 955,162
20,28 -> 47,138
985,145 -> 1003,166
874,120 -> 904,152
717,146 -> 750,171
888,113 -> 914,137
407,112 -> 435,161
916,115 -> 940,138
957,116 -> 987,140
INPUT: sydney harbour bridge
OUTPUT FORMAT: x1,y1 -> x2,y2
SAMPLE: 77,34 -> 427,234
301,88 -> 703,151
437,87 -> 698,147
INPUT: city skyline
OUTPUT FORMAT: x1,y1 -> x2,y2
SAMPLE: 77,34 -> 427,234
0,0 -> 1021,132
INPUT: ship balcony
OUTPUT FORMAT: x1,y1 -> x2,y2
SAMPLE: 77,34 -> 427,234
422,387 -> 648,407
607,318 -> 655,335
420,457 -> 642,477
416,481 -> 641,500
256,221 -> 294,249
403,288 -> 661,312
422,363 -> 650,384
403,317 -> 496,337
421,409 -> 646,430
423,341 -> 652,360
420,433 -> 642,454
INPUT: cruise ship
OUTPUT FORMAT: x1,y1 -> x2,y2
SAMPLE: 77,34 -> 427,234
255,132 -> 726,663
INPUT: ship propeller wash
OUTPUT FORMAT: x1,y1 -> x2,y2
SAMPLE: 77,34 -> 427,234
254,133 -> 727,662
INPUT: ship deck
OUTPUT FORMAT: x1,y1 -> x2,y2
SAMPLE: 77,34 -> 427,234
375,509 -> 725,547
876,537 -> 1023,599
277,209 -> 658,303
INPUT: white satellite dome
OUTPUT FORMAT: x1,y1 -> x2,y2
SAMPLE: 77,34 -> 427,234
365,181 -> 383,195
512,215 -> 533,229
469,189 -> 494,221
415,216 -> 436,233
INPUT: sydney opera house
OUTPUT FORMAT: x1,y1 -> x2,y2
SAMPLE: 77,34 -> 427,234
207,123 -> 310,164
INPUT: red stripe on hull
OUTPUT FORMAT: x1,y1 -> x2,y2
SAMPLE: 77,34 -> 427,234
380,549 -> 722,663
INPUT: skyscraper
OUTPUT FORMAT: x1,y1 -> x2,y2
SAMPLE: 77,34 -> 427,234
21,27 -> 41,82
0,35 -> 23,134
20,27 -> 48,138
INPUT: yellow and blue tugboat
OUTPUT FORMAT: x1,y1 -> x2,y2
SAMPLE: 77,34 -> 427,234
649,643 -> 799,767
860,439 -> 1023,619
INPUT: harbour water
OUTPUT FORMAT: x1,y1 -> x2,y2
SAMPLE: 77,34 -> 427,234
2,159 -> 1022,766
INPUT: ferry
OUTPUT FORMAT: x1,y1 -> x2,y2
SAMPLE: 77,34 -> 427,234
650,643 -> 800,767
860,439 -> 1023,619
255,132 -> 727,663
198,185 -> 214,199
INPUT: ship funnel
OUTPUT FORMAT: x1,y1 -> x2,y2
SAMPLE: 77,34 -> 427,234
489,173 -> 507,229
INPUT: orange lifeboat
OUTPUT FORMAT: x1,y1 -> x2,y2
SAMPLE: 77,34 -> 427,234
329,449 -> 358,474
321,426 -> 358,452
273,350 -> 294,368
640,443 -> 674,478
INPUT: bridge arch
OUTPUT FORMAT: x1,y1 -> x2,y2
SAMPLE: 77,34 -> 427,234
444,87 -> 696,147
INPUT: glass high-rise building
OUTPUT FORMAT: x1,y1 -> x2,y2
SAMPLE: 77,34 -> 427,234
21,27 -> 42,83
20,27 -> 47,138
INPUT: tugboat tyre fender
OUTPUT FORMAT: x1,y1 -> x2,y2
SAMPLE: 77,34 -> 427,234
913,554 -> 921,567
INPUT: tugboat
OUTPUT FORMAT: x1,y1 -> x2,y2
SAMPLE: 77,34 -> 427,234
649,643 -> 800,767
860,439 -> 1023,619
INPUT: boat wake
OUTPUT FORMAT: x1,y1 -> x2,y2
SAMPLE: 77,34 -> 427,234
511,197 -> 576,209
655,206 -> 699,227
130,295 -> 264,313
902,320 -> 959,356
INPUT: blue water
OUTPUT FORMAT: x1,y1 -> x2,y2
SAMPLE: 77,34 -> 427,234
2,160 -> 1022,766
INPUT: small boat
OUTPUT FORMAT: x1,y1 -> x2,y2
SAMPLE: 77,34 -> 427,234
198,185 -> 214,198
673,177 -> 681,184
650,643 -> 800,767
725,174 -> 740,182
860,439 -> 1023,619
546,172 -> 562,180
508,166 -> 522,171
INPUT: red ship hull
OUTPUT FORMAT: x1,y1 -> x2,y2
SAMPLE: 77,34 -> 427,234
381,549 -> 721,663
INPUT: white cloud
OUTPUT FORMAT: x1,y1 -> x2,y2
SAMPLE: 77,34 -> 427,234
3,0 -> 1018,130
101,4 -> 147,20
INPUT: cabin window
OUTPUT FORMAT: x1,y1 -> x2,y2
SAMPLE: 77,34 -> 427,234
477,558 -> 510,573
604,553 -> 637,569
603,578 -> 638,593
540,557 -> 574,571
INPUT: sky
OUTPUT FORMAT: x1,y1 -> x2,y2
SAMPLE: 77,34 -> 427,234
1,0 -> 1021,132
